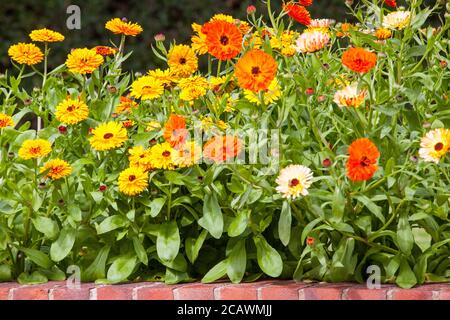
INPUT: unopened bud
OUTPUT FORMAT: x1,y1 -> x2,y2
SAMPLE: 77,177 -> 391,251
247,5 -> 256,15
154,33 -> 165,42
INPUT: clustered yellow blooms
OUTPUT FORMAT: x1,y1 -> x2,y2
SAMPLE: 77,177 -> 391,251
55,97 -> 89,125
270,30 -> 299,57
178,76 -> 209,101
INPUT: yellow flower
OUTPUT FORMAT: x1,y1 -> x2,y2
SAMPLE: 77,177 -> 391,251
374,28 -> 392,40
130,75 -> 164,101
118,167 -> 148,196
89,122 -> 128,151
149,142 -> 176,170
115,96 -> 138,114
40,159 -> 72,180
29,28 -> 65,42
145,121 -> 162,132
105,18 -> 143,36
383,11 -> 411,30
66,48 -> 104,74
128,146 -> 153,171
147,69 -> 174,88
55,97 -> 89,125
8,43 -> 44,66
419,128 -> 450,163
168,45 -> 198,78
210,14 -> 235,23
333,84 -> 367,108
191,23 -> 208,55
173,141 -> 202,168
18,139 -> 52,160
178,76 -> 208,101
270,30 -> 299,57
0,113 -> 14,128
244,79 -> 281,105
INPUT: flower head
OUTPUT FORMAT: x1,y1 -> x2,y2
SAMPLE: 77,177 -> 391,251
149,142 -> 176,170
66,48 -> 104,74
0,113 -> 14,128
201,20 -> 243,61
299,0 -> 313,6
89,122 -> 128,151
275,165 -> 314,199
283,4 -> 311,26
130,76 -> 164,101
18,139 -> 52,160
40,159 -> 72,180
295,29 -> 330,53
173,141 -> 202,168
115,96 -> 138,114
118,167 -> 148,196
342,47 -> 377,73
8,43 -> 44,66
29,28 -> 65,42
147,69 -> 174,88
384,0 -> 396,8
55,97 -> 89,125
419,128 -> 450,163
374,28 -> 392,40
244,79 -> 281,105
168,45 -> 198,78
333,84 -> 367,108
383,11 -> 411,30
346,138 -> 380,182
128,146 -> 153,171
178,76 -> 208,101
203,135 -> 243,163
163,114 -> 188,148
105,18 -> 143,36
235,49 -> 277,92
93,46 -> 118,56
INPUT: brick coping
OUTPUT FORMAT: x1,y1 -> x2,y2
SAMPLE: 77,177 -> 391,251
0,281 -> 449,300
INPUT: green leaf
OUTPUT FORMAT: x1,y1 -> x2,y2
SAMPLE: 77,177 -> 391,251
17,271 -> 48,285
412,228 -> 432,253
148,198 -> 166,218
228,209 -> 250,237
253,235 -> 282,277
226,239 -> 246,283
20,247 -> 53,269
107,255 -> 137,283
133,237 -> 148,265
278,201 -> 292,246
185,230 -> 208,264
0,265 -> 12,281
96,215 -> 128,234
301,217 -> 323,244
201,260 -> 228,283
396,259 -> 417,289
83,245 -> 111,281
397,213 -> 413,255
157,221 -> 180,262
50,226 -> 77,262
332,187 -> 345,221
355,195 -> 385,223
199,192 -> 223,239
39,266 -> 66,281
32,216 -> 59,240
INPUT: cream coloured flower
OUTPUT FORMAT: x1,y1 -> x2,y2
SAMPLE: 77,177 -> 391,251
419,128 -> 450,163
333,83 -> 367,108
276,165 -> 314,199
383,11 -> 411,30
295,29 -> 330,53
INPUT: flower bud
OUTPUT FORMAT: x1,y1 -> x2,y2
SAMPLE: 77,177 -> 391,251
24,98 -> 32,106
38,182 -> 47,189
306,237 -> 315,246
322,158 -> 332,167
440,60 -> 448,69
8,152 -> 14,160
121,17 -> 128,22
107,85 -> 117,94
154,33 -> 166,42
58,125 -> 67,134
345,0 -> 354,6
317,95 -> 326,102
305,88 -> 315,95
99,185 -> 107,192
247,5 -> 256,15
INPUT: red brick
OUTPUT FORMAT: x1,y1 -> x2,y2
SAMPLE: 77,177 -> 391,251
301,284 -> 349,300
10,282 -> 60,300
95,283 -> 137,300
388,288 -> 434,300
134,283 -> 175,300
0,283 -> 20,300
215,281 -> 274,300
174,284 -> 218,300
50,283 -> 95,300
439,287 -> 450,300
259,281 -> 310,300
345,286 -> 389,300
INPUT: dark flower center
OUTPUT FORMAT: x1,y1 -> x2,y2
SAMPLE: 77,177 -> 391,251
67,105 -> 75,112
162,150 -> 171,157
434,142 -> 444,151
179,58 -> 187,64
128,175 -> 136,181
289,178 -> 300,187
251,66 -> 261,75
103,133 -> 114,139
220,35 -> 229,45
360,156 -> 371,167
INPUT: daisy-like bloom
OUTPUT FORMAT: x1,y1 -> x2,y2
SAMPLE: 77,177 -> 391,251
167,45 -> 198,78
346,138 -> 380,182
203,135 -> 243,163
65,48 -> 104,74
374,28 -> 392,40
209,75 -> 228,93
270,30 -> 299,57
93,46 -> 118,56
0,113 -> 14,128
149,142 -> 176,170
201,20 -> 243,61
147,69 -> 174,88
105,18 -> 143,36
244,79 -> 281,105
40,159 -> 72,180
130,76 -> 164,101
235,49 -> 278,92
419,128 -> 450,163
163,114 -> 188,148
191,23 -> 208,55
8,43 -> 44,66
128,146 -> 153,171
383,11 -> 411,30
118,167 -> 148,196
333,83 -> 367,108
115,96 -> 138,114
29,28 -> 65,42
18,139 -> 52,160
342,47 -> 377,73
173,141 -> 202,168
89,121 -> 128,151
295,29 -> 330,53
385,0 -> 396,7
275,165 -> 314,199
178,76 -> 209,101
283,4 -> 311,26
55,97 -> 89,125
310,19 -> 334,28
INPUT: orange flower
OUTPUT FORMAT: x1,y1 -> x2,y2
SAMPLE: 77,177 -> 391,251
93,46 -> 118,56
299,0 -> 313,6
235,49 -> 277,92
385,0 -> 396,7
346,138 -> 380,182
283,4 -> 311,26
342,47 -> 377,73
105,18 -> 143,36
201,20 -> 243,61
163,114 -> 188,148
203,135 -> 243,163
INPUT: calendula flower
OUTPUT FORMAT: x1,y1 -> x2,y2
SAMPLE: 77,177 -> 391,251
18,139 -> 52,160
201,20 -> 243,61
128,146 -> 153,171
178,76 -> 209,101
235,49 -> 278,92
310,19 -> 334,28
89,122 -> 128,151
283,4 -> 311,26
8,43 -> 44,66
191,23 -> 209,55
167,45 -> 198,78
299,0 -> 313,6
147,69 -> 174,88
419,128 -> 450,163
105,18 -> 143,36
209,76 -> 228,93
374,28 -> 392,40
130,76 -> 164,101
66,48 -> 104,74
336,22 -> 355,37
173,141 -> 202,168
275,165 -> 314,199
384,0 -> 397,8
295,29 -> 330,53
55,97 -> 89,125
40,159 -> 72,180
0,113 -> 14,128
115,96 -> 138,114
118,167 -> 148,196
383,11 -> 411,30
244,79 -> 281,105
203,135 -> 243,163
93,46 -> 118,56
270,30 -> 299,57
149,142 -> 176,170
163,114 -> 188,148
342,47 -> 377,73
333,84 -> 367,108
346,138 -> 380,182
29,28 -> 65,42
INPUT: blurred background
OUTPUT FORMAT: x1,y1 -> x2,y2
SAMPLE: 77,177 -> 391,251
0,0 -> 441,72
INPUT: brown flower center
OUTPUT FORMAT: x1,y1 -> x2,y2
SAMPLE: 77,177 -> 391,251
162,150 -> 171,157
179,58 -> 187,65
128,175 -> 136,181
251,66 -> 261,76
220,35 -> 229,45
67,105 -> 75,112
434,142 -> 444,151
289,178 -> 300,187
103,133 -> 114,139
360,156 -> 371,167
